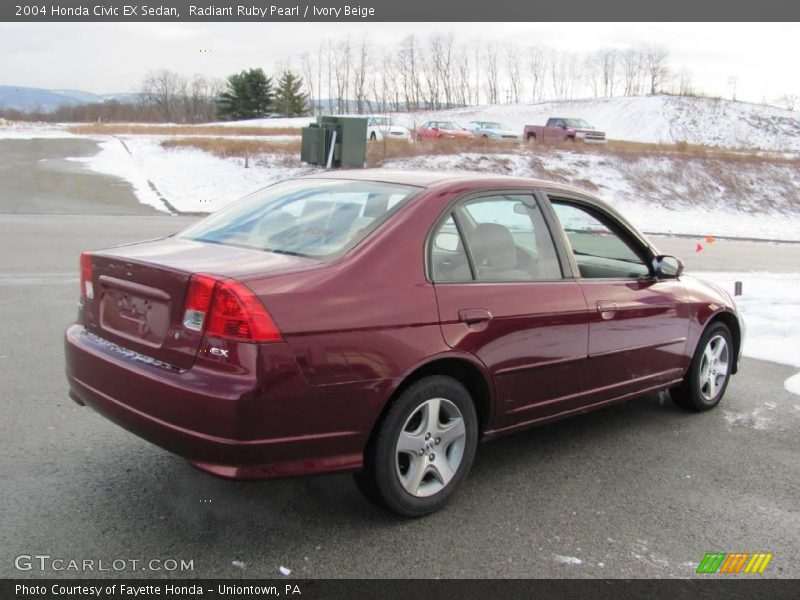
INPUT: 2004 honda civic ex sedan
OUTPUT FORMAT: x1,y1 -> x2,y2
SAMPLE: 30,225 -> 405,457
65,171 -> 743,516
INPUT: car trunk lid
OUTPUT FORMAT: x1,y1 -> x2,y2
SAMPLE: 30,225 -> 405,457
82,237 -> 318,370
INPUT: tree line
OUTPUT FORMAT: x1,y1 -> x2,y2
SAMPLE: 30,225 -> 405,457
299,36 -> 691,114
3,34 -> 798,123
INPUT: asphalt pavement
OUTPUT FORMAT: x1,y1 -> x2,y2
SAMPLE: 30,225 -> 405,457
1,137 -> 798,579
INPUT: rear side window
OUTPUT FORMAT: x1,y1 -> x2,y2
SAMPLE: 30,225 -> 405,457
430,194 -> 562,282
180,179 -> 418,260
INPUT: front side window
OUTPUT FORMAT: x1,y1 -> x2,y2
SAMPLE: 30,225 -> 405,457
551,201 -> 650,279
430,194 -> 562,282
180,179 -> 419,260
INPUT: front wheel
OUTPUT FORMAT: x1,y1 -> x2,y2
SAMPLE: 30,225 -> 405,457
671,322 -> 733,411
355,375 -> 478,517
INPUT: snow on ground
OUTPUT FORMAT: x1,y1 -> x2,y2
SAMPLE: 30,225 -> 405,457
686,272 -> 800,369
0,121 -> 76,139
390,95 -> 800,152
785,373 -> 800,395
694,271 -> 800,398
72,135 -> 316,213
200,116 -> 314,129
383,152 -> 800,241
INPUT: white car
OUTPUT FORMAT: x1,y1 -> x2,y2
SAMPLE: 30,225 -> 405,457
366,116 -> 411,142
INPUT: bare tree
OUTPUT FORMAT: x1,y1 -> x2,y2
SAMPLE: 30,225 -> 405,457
597,48 -> 619,97
620,47 -> 644,96
726,76 -> 738,101
141,69 -> 187,122
505,42 -> 522,103
398,35 -> 422,111
777,94 -> 799,111
353,37 -> 370,114
644,45 -> 669,95
677,69 -> 695,96
300,52 -> 317,115
528,46 -> 548,103
331,36 -> 352,114
483,41 -> 500,105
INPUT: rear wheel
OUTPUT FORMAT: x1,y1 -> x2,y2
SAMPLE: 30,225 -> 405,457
671,322 -> 733,411
355,375 -> 478,517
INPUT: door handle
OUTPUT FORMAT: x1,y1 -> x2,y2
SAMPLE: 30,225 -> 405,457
458,308 -> 493,325
596,301 -> 618,320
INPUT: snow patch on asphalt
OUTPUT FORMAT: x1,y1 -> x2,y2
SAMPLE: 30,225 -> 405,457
553,555 -> 583,566
784,373 -> 800,396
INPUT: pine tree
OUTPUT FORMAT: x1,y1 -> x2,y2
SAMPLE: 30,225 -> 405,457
216,68 -> 273,120
274,70 -> 308,118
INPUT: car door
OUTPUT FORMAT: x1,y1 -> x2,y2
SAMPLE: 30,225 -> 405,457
430,192 -> 590,431
547,197 -> 690,402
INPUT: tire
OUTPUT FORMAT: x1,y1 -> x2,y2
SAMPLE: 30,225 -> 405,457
354,375 -> 478,517
671,322 -> 733,411
527,134 -> 535,144
369,131 -> 377,141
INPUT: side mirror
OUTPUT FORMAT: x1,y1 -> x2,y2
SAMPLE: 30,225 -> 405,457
653,255 -> 684,278
434,232 -> 460,252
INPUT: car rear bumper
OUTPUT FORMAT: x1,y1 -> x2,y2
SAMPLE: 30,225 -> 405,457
64,324 -> 364,479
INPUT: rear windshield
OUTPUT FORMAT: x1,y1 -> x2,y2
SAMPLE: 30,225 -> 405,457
180,179 -> 420,260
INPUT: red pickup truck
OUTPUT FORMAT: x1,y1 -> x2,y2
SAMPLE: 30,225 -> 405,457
524,118 -> 606,143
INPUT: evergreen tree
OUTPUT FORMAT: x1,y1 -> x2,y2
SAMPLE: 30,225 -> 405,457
216,68 -> 273,120
274,70 -> 308,118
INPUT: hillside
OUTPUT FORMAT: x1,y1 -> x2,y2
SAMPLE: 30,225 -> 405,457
392,95 -> 800,152
0,85 -> 138,112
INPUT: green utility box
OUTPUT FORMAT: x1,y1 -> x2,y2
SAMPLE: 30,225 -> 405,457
300,116 -> 367,168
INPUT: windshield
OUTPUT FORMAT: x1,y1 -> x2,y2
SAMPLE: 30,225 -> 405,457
180,179 -> 420,260
371,117 -> 391,126
482,122 -> 504,129
438,122 -> 461,130
564,119 -> 591,128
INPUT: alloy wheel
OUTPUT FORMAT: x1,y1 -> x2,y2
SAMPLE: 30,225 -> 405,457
698,334 -> 730,401
395,397 -> 466,498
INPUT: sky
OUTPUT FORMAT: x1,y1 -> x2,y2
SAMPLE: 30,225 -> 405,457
0,22 -> 797,103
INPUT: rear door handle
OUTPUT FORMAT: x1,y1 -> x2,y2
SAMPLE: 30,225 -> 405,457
596,301 -> 618,320
458,308 -> 493,325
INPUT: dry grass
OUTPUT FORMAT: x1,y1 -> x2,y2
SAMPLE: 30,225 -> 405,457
66,123 -> 302,137
366,137 -> 521,165
563,139 -> 800,167
160,137 -> 300,159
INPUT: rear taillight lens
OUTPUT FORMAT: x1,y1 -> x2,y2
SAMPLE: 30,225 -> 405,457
183,274 -> 281,343
182,274 -> 217,332
80,252 -> 94,299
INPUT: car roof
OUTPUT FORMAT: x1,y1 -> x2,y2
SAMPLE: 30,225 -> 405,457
301,169 -> 595,196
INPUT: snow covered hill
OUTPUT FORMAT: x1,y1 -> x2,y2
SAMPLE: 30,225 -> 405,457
393,95 -> 800,152
211,95 -> 800,152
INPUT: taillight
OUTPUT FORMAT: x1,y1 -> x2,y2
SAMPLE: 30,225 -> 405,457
80,252 -> 94,299
182,274 -> 217,332
182,274 -> 281,343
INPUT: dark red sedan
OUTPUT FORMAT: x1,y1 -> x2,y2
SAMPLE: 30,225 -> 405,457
65,171 -> 743,516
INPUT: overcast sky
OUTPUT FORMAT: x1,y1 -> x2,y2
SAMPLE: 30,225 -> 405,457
1,22 -> 797,103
